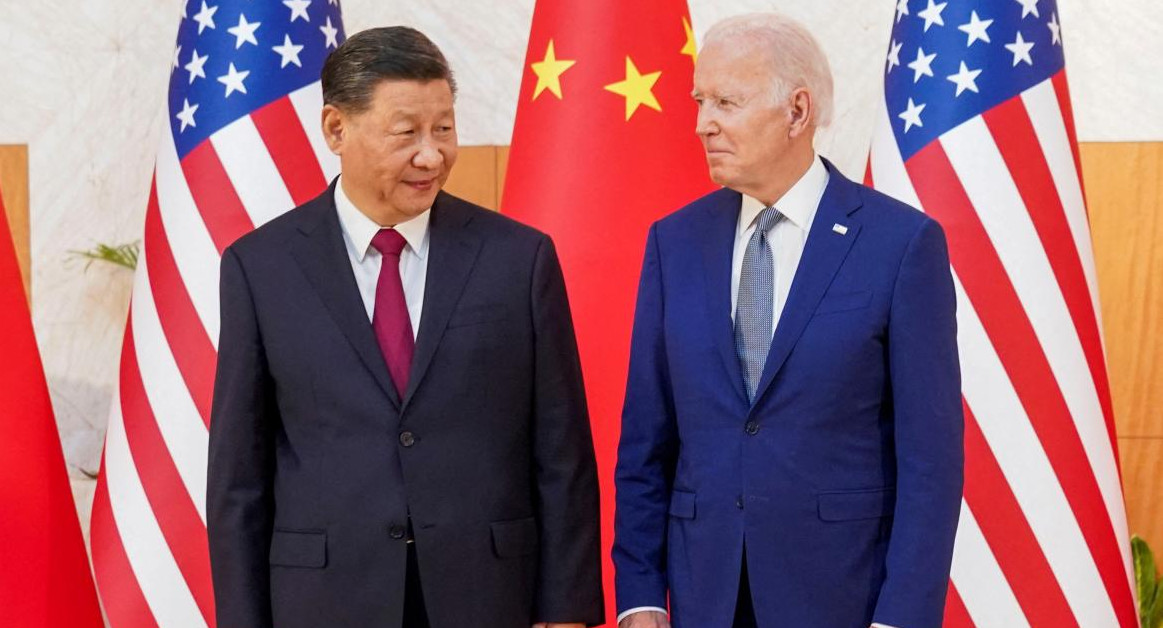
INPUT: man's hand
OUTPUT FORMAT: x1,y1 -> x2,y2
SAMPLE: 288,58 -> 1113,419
619,611 -> 670,628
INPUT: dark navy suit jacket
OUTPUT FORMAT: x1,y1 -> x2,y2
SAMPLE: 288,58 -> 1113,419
208,185 -> 603,628
613,161 -> 963,628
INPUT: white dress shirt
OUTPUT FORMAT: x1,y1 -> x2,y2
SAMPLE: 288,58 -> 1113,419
730,153 -> 828,333
620,157 -> 895,628
333,177 -> 429,336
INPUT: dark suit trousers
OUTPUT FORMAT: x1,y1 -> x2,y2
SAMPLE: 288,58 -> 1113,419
404,543 -> 430,628
733,550 -> 758,628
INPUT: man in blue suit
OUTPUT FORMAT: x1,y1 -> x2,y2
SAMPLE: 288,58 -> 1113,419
613,13 -> 963,628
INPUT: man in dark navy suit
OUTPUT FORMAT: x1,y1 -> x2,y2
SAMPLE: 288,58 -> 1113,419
208,27 -> 603,628
613,13 -> 963,628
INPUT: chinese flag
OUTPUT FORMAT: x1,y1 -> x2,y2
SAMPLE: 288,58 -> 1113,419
0,189 -> 104,625
502,1 -> 714,623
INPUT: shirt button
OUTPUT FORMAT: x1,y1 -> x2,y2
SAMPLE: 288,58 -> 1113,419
389,525 -> 406,540
744,421 -> 760,436
736,496 -> 745,509
399,431 -> 416,447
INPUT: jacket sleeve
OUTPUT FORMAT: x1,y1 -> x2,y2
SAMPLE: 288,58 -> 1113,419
207,246 -> 277,628
612,224 -> 679,615
873,217 -> 965,628
529,235 -> 605,625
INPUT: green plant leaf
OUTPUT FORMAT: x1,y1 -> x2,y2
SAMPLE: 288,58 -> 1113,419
1134,535 -> 1161,628
1150,579 -> 1163,628
69,241 -> 140,270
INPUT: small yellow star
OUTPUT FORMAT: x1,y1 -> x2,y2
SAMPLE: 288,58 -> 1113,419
531,39 -> 576,100
681,17 -> 698,64
604,56 -> 663,121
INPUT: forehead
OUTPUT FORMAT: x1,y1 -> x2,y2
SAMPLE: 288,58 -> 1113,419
693,41 -> 774,95
367,79 -> 455,115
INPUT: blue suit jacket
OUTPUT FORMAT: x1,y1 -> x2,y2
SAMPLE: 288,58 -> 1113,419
613,161 -> 963,628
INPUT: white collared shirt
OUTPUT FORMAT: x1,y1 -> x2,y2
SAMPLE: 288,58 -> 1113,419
333,176 -> 429,337
730,153 -> 829,336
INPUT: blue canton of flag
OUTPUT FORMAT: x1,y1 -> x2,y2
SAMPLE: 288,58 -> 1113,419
169,0 -> 346,158
885,0 -> 1065,160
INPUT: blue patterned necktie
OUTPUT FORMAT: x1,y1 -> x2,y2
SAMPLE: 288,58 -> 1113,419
735,206 -> 783,401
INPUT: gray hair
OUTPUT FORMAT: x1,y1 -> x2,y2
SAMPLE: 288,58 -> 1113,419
704,13 -> 834,127
321,26 -> 457,113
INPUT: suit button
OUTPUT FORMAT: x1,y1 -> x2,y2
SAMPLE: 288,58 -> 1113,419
389,525 -> 406,540
736,496 -> 745,509
399,431 -> 416,447
744,421 -> 759,435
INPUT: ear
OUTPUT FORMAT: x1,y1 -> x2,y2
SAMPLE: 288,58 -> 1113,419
786,88 -> 814,138
321,104 -> 346,155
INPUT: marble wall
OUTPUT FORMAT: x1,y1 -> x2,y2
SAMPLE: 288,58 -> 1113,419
0,0 -> 1159,532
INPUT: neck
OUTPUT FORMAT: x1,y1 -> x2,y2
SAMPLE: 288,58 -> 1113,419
750,145 -> 815,207
339,177 -> 408,227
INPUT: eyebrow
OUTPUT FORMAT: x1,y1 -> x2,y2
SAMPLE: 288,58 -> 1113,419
691,90 -> 742,101
387,107 -> 455,121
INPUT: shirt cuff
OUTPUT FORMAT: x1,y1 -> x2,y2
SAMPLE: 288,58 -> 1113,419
871,624 -> 898,628
616,607 -> 669,623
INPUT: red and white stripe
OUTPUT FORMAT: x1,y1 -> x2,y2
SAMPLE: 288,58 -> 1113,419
90,82 -> 337,627
869,72 -> 1136,627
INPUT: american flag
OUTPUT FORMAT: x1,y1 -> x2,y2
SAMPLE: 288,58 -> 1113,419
90,2 -> 344,625
867,0 -> 1136,625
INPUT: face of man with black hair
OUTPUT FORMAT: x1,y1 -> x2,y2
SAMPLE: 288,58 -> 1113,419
322,78 -> 458,226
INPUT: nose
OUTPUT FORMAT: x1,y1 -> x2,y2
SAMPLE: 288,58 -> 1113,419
412,138 -> 444,170
696,105 -> 718,138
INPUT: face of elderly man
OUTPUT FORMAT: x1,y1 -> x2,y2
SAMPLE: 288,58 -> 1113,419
692,38 -> 813,204
324,78 -> 458,226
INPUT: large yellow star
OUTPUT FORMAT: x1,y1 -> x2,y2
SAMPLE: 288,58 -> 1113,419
681,17 -> 697,64
604,56 -> 663,121
531,39 -> 575,100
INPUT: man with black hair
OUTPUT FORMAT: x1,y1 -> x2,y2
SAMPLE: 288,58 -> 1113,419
208,27 -> 603,628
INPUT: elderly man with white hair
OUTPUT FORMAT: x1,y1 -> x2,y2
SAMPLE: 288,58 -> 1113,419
612,12 -> 963,628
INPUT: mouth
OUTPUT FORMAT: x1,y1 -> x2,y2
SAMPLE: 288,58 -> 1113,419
404,179 -> 436,192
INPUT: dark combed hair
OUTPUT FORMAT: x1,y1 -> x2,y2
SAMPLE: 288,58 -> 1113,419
321,26 -> 457,112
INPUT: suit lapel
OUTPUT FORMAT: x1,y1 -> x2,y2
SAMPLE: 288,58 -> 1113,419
699,188 -> 750,405
403,192 -> 482,407
750,161 -> 864,409
290,183 -> 402,409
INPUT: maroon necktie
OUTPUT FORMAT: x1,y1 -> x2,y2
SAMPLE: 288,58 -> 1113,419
370,229 -> 414,397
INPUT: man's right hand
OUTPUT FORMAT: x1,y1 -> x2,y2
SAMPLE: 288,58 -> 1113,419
619,611 -> 670,628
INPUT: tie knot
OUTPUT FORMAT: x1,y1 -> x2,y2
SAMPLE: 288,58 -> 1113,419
755,206 -> 783,234
371,228 -> 407,257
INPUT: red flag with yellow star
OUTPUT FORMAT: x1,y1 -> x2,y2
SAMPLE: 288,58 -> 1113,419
502,1 -> 713,622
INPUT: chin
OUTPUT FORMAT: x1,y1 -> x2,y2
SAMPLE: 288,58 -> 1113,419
399,196 -> 438,216
707,168 -> 734,188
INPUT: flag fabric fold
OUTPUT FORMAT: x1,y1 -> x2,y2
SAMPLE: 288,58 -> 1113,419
868,1 -> 1136,625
